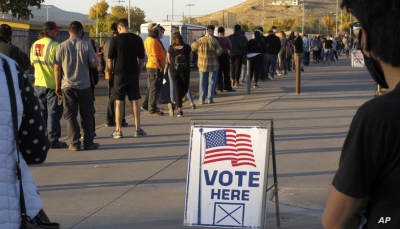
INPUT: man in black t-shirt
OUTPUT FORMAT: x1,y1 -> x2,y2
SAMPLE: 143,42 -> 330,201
323,0 -> 400,228
322,35 -> 333,64
107,18 -> 146,139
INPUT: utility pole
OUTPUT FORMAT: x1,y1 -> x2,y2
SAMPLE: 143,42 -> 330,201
172,0 -> 174,21
262,0 -> 265,30
44,6 -> 51,21
128,0 -> 130,30
336,0 -> 338,36
186,4 -> 194,24
96,0 -> 98,38
301,3 -> 307,35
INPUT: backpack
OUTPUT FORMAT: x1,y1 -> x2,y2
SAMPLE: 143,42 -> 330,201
172,46 -> 187,71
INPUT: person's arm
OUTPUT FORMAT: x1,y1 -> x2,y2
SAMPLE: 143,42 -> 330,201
54,63 -> 62,96
138,58 -> 144,75
16,66 -> 49,164
88,43 -> 98,68
323,186 -> 368,229
107,59 -> 114,74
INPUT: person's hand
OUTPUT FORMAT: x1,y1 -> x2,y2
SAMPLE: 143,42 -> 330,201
55,87 -> 61,96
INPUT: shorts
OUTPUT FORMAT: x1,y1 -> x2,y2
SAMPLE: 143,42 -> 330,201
111,74 -> 141,101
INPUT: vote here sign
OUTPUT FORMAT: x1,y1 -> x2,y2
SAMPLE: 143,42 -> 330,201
184,125 -> 269,228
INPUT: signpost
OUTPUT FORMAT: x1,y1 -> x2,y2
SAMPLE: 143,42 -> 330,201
184,119 -> 280,228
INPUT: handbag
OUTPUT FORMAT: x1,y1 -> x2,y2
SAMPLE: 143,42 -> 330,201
2,59 -> 60,229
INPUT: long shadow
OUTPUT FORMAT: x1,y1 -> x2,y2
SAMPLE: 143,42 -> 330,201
37,178 -> 187,192
276,147 -> 342,155
33,155 -> 189,167
268,170 -> 336,179
275,132 -> 348,141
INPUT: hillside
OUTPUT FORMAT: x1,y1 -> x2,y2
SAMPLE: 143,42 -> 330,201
196,0 -> 340,29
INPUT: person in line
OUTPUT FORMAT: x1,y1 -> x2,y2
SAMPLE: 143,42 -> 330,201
0,24 -> 29,70
216,27 -> 234,92
302,34 -> 311,66
103,22 -> 128,127
277,31 -> 287,75
142,23 -> 166,116
165,55 -> 196,110
311,35 -> 322,64
30,21 -> 67,149
323,0 -> 400,227
167,32 -> 193,117
54,21 -> 99,150
246,30 -> 266,88
191,25 -> 222,105
228,24 -> 247,87
107,18 -> 146,139
293,32 -> 304,71
264,27 -> 281,79
0,53 -> 50,229
322,35 -> 333,65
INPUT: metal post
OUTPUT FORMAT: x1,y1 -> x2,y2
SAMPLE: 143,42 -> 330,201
186,4 -> 195,24
301,3 -> 304,35
128,0 -> 130,30
45,6 -> 51,21
96,0 -> 98,38
336,0 -> 338,36
296,54 -> 301,94
262,0 -> 265,30
247,59 -> 251,94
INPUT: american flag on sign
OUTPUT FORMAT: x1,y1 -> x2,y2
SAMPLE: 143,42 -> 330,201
203,129 -> 256,167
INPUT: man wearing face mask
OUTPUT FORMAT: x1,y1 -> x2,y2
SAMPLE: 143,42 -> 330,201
323,0 -> 400,228
142,23 -> 166,116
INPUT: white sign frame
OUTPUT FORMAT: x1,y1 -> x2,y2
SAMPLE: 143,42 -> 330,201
184,119 -> 280,229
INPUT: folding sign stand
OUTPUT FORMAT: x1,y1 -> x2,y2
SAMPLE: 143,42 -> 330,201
184,119 -> 280,229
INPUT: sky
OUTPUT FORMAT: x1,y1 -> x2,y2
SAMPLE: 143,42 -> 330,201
41,0 -> 246,22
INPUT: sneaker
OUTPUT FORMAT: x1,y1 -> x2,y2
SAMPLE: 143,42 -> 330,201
140,106 -> 148,112
84,142 -> 100,150
253,84 -> 259,88
177,111 -> 183,117
105,122 -> 115,127
93,132 -> 98,139
301,68 -> 304,71
148,110 -> 164,116
122,122 -> 129,127
268,74 -> 273,79
112,131 -> 123,139
50,141 -> 68,149
198,101 -> 204,105
208,99 -> 214,104
168,102 -> 174,117
191,104 -> 196,109
277,73 -> 282,76
69,143 -> 81,151
134,128 -> 147,138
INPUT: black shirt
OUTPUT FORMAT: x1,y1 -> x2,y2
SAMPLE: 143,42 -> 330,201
108,33 -> 145,77
167,44 -> 191,75
264,34 -> 281,55
333,83 -> 400,228
293,36 -> 304,53
323,40 -> 333,49
246,38 -> 266,60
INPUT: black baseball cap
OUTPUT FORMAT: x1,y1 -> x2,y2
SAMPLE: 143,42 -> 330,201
207,25 -> 215,30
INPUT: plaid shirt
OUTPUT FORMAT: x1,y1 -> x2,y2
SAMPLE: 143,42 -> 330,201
191,35 -> 222,72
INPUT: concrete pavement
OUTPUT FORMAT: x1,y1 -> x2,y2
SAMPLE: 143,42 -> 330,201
29,57 -> 375,229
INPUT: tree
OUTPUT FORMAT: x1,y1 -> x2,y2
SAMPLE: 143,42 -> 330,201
88,2 -> 146,36
210,20 -> 219,26
321,16 -> 335,34
88,0 -> 109,36
182,16 -> 197,24
0,0 -> 44,20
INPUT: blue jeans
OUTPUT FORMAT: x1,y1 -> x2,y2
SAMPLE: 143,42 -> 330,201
265,54 -> 278,77
34,86 -> 63,143
198,69 -> 218,102
168,69 -> 194,103
239,64 -> 247,82
324,49 -> 332,62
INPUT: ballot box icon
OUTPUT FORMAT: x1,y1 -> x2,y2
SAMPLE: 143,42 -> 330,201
213,202 -> 245,226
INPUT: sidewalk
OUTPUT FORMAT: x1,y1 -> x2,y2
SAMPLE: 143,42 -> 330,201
29,58 -> 375,229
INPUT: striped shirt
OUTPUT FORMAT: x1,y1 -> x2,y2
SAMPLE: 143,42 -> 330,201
191,35 -> 222,72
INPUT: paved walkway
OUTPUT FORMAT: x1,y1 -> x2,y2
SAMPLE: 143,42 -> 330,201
29,57 -> 374,229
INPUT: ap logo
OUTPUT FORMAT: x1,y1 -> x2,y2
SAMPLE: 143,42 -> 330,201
378,217 -> 391,224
